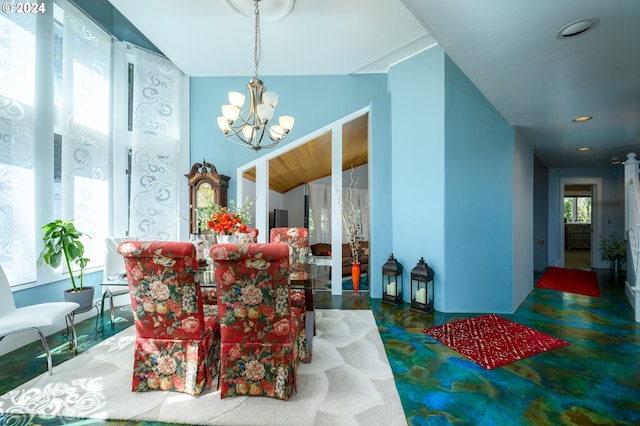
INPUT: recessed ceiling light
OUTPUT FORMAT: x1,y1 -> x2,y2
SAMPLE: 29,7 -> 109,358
558,19 -> 598,38
573,116 -> 592,122
577,147 -> 591,151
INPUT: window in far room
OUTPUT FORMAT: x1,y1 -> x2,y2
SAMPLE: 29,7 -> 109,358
564,196 -> 592,223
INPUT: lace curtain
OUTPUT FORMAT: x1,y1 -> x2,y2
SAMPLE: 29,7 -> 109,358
61,2 -> 111,269
128,45 -> 182,241
309,183 -> 331,244
0,11 -> 37,285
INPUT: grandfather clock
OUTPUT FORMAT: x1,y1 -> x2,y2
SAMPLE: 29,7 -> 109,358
185,160 -> 230,234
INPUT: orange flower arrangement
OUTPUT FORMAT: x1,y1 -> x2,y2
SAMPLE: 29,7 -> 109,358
208,207 -> 248,235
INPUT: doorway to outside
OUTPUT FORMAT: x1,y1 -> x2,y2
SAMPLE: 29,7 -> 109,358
563,184 -> 593,270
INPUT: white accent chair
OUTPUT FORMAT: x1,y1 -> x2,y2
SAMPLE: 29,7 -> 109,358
0,265 -> 79,375
101,236 -> 136,329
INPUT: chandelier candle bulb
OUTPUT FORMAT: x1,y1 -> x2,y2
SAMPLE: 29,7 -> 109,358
279,115 -> 295,130
228,92 -> 245,108
257,104 -> 274,122
262,91 -> 278,107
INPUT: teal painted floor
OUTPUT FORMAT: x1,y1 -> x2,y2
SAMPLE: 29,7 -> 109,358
1,268 -> 639,425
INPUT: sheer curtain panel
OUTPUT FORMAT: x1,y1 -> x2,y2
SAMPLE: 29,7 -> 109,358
0,10 -> 37,285
128,45 -> 183,241
60,1 -> 111,269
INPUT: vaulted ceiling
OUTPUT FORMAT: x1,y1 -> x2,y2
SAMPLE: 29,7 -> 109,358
243,114 -> 369,193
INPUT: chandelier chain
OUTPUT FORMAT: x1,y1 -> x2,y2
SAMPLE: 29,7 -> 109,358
253,0 -> 262,79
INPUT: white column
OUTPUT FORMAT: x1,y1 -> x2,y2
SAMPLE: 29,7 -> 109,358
255,161 -> 269,243
331,125 -> 343,295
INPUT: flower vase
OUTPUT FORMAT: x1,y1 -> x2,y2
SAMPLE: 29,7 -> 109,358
351,263 -> 361,294
216,234 -> 239,244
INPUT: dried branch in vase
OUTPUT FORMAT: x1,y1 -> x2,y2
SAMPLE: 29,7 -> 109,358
339,167 -> 367,264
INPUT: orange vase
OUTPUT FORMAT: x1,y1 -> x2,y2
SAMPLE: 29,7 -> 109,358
351,263 -> 361,294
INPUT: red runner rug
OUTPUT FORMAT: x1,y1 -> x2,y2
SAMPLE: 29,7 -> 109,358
422,314 -> 569,369
536,266 -> 600,297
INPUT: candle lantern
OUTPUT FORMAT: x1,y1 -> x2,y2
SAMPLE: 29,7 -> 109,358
410,257 -> 434,314
382,253 -> 403,305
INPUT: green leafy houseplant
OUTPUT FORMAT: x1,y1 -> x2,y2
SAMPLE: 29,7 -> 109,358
598,232 -> 627,259
39,219 -> 90,292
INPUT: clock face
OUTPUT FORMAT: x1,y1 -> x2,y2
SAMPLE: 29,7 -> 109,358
196,182 -> 215,208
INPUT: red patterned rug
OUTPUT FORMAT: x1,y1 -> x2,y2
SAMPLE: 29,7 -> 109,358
422,314 -> 569,369
535,266 -> 600,297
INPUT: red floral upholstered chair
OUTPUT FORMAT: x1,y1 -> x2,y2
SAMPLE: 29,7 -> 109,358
244,227 -> 259,242
269,227 -> 310,282
210,243 -> 310,399
202,228 -> 259,306
117,241 -> 220,396
270,227 -> 314,360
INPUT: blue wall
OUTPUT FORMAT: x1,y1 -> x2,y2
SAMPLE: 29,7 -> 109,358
388,47 -> 446,307
388,47 -> 516,312
443,55 -> 515,312
190,75 -> 388,199
368,93 -> 393,299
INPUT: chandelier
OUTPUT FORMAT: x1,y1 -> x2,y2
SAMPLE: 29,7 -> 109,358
217,0 -> 294,151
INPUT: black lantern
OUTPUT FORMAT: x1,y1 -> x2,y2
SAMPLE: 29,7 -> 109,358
382,254 -> 403,305
410,257 -> 434,314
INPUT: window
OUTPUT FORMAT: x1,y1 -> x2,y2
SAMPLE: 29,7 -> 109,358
564,196 -> 591,223
0,0 -> 186,287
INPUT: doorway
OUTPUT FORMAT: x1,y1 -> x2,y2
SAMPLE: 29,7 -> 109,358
563,184 -> 593,269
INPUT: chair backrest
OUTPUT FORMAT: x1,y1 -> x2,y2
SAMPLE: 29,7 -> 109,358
104,236 -> 136,280
117,241 -> 206,340
211,243 -> 292,343
269,227 -> 310,280
245,227 -> 259,242
0,265 -> 16,313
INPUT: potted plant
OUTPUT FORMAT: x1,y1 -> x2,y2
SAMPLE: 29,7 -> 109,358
198,198 -> 253,243
39,219 -> 93,311
599,231 -> 627,281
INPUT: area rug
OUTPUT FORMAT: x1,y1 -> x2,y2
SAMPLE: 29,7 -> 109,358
536,266 -> 600,297
0,310 -> 406,426
422,314 -> 569,370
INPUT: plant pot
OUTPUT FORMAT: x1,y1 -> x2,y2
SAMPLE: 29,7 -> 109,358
64,286 -> 95,313
610,257 -> 624,282
216,234 -> 239,244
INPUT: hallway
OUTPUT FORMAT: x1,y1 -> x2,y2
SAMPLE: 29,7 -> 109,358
564,248 -> 591,270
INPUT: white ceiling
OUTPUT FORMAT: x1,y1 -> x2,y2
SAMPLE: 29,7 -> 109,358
107,0 -> 640,169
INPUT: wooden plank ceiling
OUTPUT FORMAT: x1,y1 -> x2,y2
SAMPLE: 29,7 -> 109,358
244,113 -> 368,193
